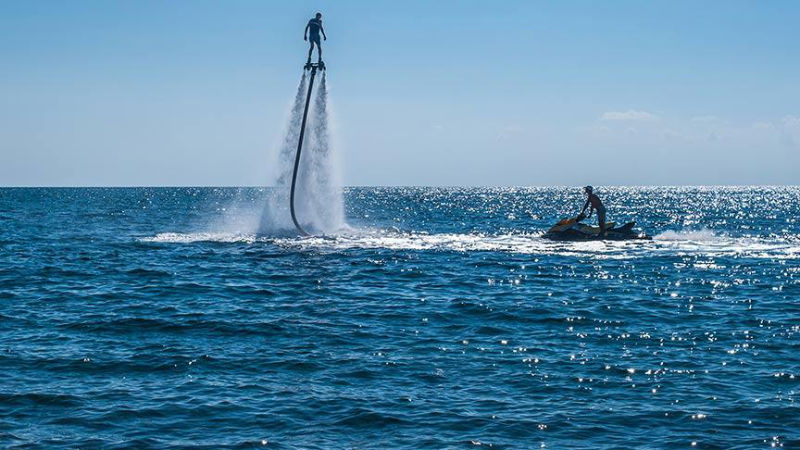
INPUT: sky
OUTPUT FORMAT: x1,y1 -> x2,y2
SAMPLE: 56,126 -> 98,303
1,0 -> 799,186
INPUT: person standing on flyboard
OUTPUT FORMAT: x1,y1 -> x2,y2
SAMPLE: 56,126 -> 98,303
304,12 -> 327,65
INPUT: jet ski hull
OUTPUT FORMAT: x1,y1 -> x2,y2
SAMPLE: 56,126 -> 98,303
543,218 -> 651,241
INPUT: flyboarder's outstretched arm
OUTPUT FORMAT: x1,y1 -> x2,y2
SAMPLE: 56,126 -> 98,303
304,22 -> 309,41
321,23 -> 327,40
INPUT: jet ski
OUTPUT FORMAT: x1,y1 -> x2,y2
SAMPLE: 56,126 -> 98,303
543,213 -> 651,241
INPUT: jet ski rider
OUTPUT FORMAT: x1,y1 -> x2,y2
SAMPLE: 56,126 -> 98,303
579,186 -> 607,236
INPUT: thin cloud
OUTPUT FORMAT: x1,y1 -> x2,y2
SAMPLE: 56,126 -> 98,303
782,115 -> 800,145
497,125 -> 522,140
782,115 -> 800,128
691,115 -> 718,123
600,110 -> 659,122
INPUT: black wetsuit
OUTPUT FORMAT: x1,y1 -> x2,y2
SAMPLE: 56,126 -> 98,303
307,18 -> 322,45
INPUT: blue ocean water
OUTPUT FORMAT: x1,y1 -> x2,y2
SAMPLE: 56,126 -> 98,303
1,186 -> 798,450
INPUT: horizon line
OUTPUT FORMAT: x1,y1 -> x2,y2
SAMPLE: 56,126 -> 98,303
1,184 -> 799,189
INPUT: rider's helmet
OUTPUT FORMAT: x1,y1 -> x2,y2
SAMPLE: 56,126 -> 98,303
584,185 -> 593,194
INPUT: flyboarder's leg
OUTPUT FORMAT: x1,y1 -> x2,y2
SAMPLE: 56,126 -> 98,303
308,35 -> 322,63
307,42 -> 315,64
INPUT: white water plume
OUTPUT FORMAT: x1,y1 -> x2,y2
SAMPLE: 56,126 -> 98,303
296,72 -> 345,232
260,72 -> 346,234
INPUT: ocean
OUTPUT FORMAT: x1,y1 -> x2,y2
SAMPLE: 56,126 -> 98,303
1,186 -> 798,449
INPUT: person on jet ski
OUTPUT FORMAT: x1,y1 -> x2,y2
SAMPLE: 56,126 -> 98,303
579,186 -> 607,236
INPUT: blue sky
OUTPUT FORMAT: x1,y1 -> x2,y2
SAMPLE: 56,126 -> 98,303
1,0 -> 799,186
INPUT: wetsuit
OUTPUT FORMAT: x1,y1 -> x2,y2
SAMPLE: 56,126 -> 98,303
307,18 -> 322,46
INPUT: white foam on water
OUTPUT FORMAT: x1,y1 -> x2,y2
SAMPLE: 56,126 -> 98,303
140,229 -> 632,258
655,229 -> 718,242
653,229 -> 800,259
142,232 -> 258,244
141,228 -> 800,260
271,231 -> 635,259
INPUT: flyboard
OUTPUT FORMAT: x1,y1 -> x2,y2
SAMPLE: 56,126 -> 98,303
289,61 -> 326,236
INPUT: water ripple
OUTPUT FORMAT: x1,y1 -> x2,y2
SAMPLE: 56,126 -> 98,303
1,187 -> 798,450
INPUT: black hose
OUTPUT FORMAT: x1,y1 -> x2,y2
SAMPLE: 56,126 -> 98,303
289,65 -> 319,236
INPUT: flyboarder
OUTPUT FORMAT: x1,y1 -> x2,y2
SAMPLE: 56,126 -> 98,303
291,13 -> 327,235
579,186 -> 607,236
304,12 -> 327,65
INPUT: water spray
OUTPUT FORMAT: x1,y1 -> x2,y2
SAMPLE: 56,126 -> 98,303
289,61 -> 326,235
